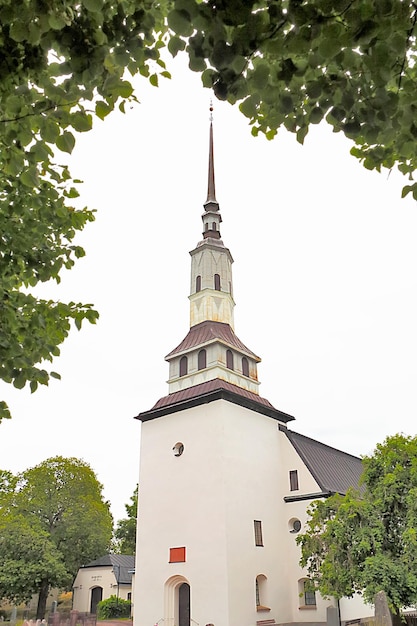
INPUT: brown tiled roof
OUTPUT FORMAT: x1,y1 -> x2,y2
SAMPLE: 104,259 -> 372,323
283,429 -> 363,495
136,379 -> 295,424
165,321 -> 260,361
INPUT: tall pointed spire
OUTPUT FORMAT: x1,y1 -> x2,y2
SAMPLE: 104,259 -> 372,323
202,103 -> 222,240
205,103 -> 218,209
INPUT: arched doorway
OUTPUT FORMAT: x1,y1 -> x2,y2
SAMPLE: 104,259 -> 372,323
178,583 -> 190,626
164,575 -> 191,626
90,586 -> 103,614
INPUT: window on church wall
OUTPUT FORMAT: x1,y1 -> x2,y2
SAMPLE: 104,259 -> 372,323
179,356 -> 188,377
226,350 -> 234,370
198,349 -> 207,370
254,520 -> 263,547
255,575 -> 268,610
298,579 -> 316,608
289,469 -> 299,491
214,273 -> 221,291
196,275 -> 201,292
212,222 -> 216,230
242,357 -> 249,377
205,223 -> 209,231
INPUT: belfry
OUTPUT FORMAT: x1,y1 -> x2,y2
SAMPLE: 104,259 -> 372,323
133,112 -> 370,626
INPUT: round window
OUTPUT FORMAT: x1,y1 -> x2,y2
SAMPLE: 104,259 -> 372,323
173,442 -> 184,457
288,518 -> 302,533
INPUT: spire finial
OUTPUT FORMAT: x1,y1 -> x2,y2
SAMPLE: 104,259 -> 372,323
205,101 -> 218,208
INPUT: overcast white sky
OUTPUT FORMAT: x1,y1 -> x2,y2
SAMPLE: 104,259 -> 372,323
1,54 -> 417,524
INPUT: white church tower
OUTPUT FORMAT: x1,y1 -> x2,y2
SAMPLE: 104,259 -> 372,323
134,111 -> 367,626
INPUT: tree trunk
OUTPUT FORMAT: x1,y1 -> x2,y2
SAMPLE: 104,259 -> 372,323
36,579 -> 50,619
391,609 -> 403,626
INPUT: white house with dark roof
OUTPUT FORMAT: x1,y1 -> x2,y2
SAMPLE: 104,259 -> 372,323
72,554 -> 134,614
133,113 -> 372,626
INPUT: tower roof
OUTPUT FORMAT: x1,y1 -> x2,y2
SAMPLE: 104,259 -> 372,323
165,320 -> 260,361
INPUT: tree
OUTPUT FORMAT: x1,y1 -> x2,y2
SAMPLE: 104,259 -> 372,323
169,0 -> 417,198
0,456 -> 113,618
297,434 -> 417,617
114,485 -> 138,555
0,0 -> 171,421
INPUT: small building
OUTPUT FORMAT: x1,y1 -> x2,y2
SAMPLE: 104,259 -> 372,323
72,554 -> 134,614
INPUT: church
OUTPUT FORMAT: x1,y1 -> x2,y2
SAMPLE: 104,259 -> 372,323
133,112 -> 372,626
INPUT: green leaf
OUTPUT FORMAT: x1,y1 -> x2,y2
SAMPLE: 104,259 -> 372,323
117,81 -> 134,98
50,372 -> 62,380
48,14 -> 67,30
167,10 -> 193,37
71,112 -> 93,132
40,119 -> 60,143
21,167 -> 40,188
239,95 -> 259,119
0,401 -> 12,421
95,101 -> 112,120
168,35 -> 186,57
56,132 -> 76,154
5,95 -> 22,116
149,74 -> 158,87
296,126 -> 308,144
9,21 -> 27,42
82,0 -> 103,12
252,63 -> 269,90
201,69 -> 216,88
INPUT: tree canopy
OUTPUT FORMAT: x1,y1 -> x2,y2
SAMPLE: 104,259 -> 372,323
114,485 -> 138,555
2,0 -> 417,419
0,456 -> 113,618
0,0 -> 170,421
297,434 -> 417,616
173,0 -> 417,196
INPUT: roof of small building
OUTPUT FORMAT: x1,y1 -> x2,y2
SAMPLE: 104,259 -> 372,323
165,320 -> 261,361
283,428 -> 363,495
136,378 -> 295,423
80,554 -> 135,584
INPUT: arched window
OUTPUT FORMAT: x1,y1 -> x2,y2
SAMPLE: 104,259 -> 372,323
179,356 -> 188,377
212,222 -> 216,230
255,575 -> 268,610
226,350 -> 234,370
242,357 -> 249,377
205,223 -> 208,231
196,275 -> 201,292
198,349 -> 206,370
214,273 -> 221,291
298,579 -> 316,607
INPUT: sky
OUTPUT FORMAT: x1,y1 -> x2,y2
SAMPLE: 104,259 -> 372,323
1,54 -> 417,524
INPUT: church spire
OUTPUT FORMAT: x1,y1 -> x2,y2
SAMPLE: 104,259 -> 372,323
162,107 -> 261,397
202,104 -> 222,240
204,103 -> 218,210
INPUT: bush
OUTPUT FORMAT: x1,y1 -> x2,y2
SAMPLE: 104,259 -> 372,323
97,596 -> 131,619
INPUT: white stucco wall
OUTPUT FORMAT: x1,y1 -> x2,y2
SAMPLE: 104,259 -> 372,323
135,400 -> 371,626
